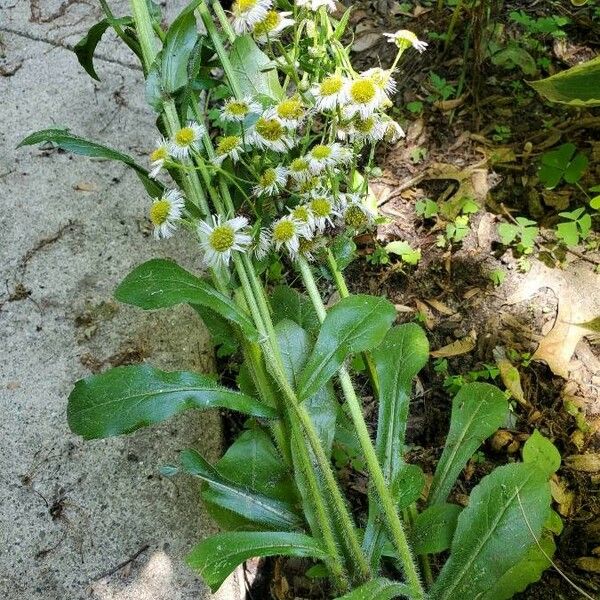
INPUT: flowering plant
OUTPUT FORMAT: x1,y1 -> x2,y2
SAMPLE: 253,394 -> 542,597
21,1 -> 561,598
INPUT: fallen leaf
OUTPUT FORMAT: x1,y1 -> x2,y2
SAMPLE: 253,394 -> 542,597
493,347 -> 528,406
394,304 -> 414,313
575,557 -> 600,573
505,262 -> 600,378
73,181 -> 97,192
565,453 -> 600,472
352,32 -> 380,52
433,95 -> 467,111
430,333 -> 476,358
415,299 -> 435,330
550,477 -> 575,516
424,298 -> 455,315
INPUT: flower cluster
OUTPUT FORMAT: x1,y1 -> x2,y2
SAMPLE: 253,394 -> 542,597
145,19 -> 427,269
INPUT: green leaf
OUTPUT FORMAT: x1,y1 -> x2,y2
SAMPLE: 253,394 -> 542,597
492,46 -> 537,76
497,223 -> 518,245
523,430 -> 561,477
228,35 -> 283,101
162,9 -> 198,94
271,285 -> 319,333
428,383 -> 508,505
181,448 -> 302,531
539,143 -> 587,189
297,295 -> 396,400
411,503 -> 462,555
564,152 -> 588,184
556,221 -> 580,246
191,304 -> 238,357
67,364 -> 275,439
334,578 -> 412,600
529,55 -> 600,107
333,7 -> 352,40
482,534 -> 555,600
18,128 -> 162,197
74,17 -> 133,81
430,463 -> 552,600
187,532 -> 328,592
385,241 -> 421,265
115,259 -> 259,342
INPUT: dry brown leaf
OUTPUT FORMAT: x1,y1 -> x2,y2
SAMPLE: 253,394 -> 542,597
505,262 -> 600,378
431,333 -> 476,358
73,181 -> 97,192
550,477 -> 575,516
415,300 -> 435,330
433,94 -> 467,111
575,557 -> 600,573
493,347 -> 527,406
395,304 -> 414,314
424,298 -> 455,316
352,32 -> 380,52
565,453 -> 600,473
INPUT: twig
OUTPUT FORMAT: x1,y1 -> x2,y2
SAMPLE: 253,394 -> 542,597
517,491 -> 595,600
91,544 -> 150,581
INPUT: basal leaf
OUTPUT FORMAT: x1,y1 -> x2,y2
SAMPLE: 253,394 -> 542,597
191,304 -> 238,357
181,448 -> 301,531
428,383 -> 508,505
297,295 -> 396,400
74,17 -> 133,81
410,503 -> 462,555
334,578 -> 412,600
522,430 -> 561,477
187,531 -> 328,591
228,35 -> 283,101
18,128 -> 162,197
162,8 -> 198,94
271,285 -> 319,333
115,259 -> 259,342
67,364 -> 275,439
430,463 -> 551,600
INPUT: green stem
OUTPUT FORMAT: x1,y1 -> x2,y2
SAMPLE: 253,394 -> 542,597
297,257 -> 425,600
129,0 -> 159,68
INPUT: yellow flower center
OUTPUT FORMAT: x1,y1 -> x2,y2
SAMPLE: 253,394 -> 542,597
277,98 -> 304,120
311,145 -> 332,160
290,158 -> 309,172
254,10 -> 279,35
298,178 -> 318,193
259,168 -> 278,187
292,205 -> 310,222
175,127 -> 195,147
349,79 -> 377,104
226,101 -> 250,117
256,118 -> 284,141
345,205 -> 367,229
355,117 -> 375,134
209,225 -> 235,252
236,0 -> 257,13
150,146 -> 168,162
150,199 -> 171,225
320,75 -> 343,96
217,135 -> 240,155
310,197 -> 332,218
272,220 -> 295,242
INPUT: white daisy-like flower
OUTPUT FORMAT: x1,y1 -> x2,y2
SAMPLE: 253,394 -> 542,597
382,118 -> 406,144
231,0 -> 272,34
254,227 -> 272,260
213,135 -> 244,166
308,192 -> 338,232
341,193 -> 377,230
169,122 -> 205,159
149,137 -> 170,179
307,143 -> 350,173
266,97 -> 307,129
296,0 -> 337,12
253,166 -> 288,196
349,115 -> 387,143
288,157 -> 313,182
253,10 -> 294,44
221,96 -> 262,123
248,116 -> 292,152
311,73 -> 344,112
383,30 -> 428,53
198,215 -> 252,268
149,189 -> 185,240
341,76 -> 388,119
271,215 -> 311,258
289,203 -> 316,232
361,67 -> 397,95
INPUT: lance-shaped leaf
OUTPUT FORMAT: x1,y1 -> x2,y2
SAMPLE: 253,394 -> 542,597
187,531 -> 328,591
334,578 -> 412,600
297,295 -> 396,400
18,129 -> 162,198
67,364 -> 275,439
161,8 -> 198,93
74,17 -> 134,81
271,285 -> 319,333
410,503 -> 462,555
181,449 -> 302,531
429,463 -> 551,600
115,259 -> 259,342
228,35 -> 283,101
428,382 -> 508,505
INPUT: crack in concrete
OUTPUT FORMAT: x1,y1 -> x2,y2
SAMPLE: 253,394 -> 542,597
0,26 -> 142,73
